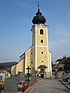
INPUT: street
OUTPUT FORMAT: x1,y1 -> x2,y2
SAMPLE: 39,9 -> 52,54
25,79 -> 70,93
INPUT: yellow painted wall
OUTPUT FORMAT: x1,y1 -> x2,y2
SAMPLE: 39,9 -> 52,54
14,47 -> 35,75
11,65 -> 16,75
37,47 -> 48,71
25,50 -> 30,67
30,47 -> 34,74
25,47 -> 34,74
16,58 -> 24,74
37,26 -> 48,46
48,51 -> 52,77
35,24 -> 49,72
32,25 -> 48,46
32,26 -> 35,46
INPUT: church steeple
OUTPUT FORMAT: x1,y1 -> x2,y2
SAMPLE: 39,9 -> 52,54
32,4 -> 46,24
36,4 -> 42,15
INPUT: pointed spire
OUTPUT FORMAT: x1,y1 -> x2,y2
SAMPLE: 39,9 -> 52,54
36,2 -> 42,15
38,2 -> 40,10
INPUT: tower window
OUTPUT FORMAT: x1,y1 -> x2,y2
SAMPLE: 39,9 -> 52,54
41,51 -> 43,54
40,29 -> 43,35
41,61 -> 44,62
31,61 -> 33,64
41,39 -> 43,43
31,53 -> 32,54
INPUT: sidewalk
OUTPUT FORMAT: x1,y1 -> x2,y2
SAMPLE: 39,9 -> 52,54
59,80 -> 70,90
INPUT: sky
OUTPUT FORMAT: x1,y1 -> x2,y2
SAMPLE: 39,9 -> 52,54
0,0 -> 70,63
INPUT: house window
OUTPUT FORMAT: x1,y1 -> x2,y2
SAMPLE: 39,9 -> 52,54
40,29 -> 43,35
41,39 -> 43,43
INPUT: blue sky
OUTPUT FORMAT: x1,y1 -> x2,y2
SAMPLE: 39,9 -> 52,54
0,0 -> 70,63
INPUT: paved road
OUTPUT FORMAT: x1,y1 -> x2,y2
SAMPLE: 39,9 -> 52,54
26,79 -> 70,93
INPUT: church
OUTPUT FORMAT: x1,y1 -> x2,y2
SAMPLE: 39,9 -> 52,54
11,5 -> 52,78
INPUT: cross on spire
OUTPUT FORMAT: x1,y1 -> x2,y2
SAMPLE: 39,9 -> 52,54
37,1 -> 40,10
36,1 -> 42,16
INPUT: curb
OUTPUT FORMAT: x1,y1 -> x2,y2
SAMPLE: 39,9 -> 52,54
59,80 -> 70,90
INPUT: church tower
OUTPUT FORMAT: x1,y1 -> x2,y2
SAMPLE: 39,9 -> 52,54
31,5 -> 52,78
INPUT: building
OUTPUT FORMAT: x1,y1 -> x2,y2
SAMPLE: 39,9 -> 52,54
0,62 -> 17,77
11,5 -> 52,78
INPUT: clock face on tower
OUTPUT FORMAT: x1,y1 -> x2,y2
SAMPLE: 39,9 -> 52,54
40,24 -> 44,28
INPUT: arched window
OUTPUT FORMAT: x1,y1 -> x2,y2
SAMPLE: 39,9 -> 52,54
40,29 -> 43,35
41,39 -> 43,43
41,51 -> 43,54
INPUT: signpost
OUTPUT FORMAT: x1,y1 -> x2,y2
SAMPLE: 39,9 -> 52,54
26,66 -> 31,81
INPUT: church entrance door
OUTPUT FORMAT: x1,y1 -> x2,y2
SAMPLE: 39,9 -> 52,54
40,69 -> 44,78
38,65 -> 47,78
